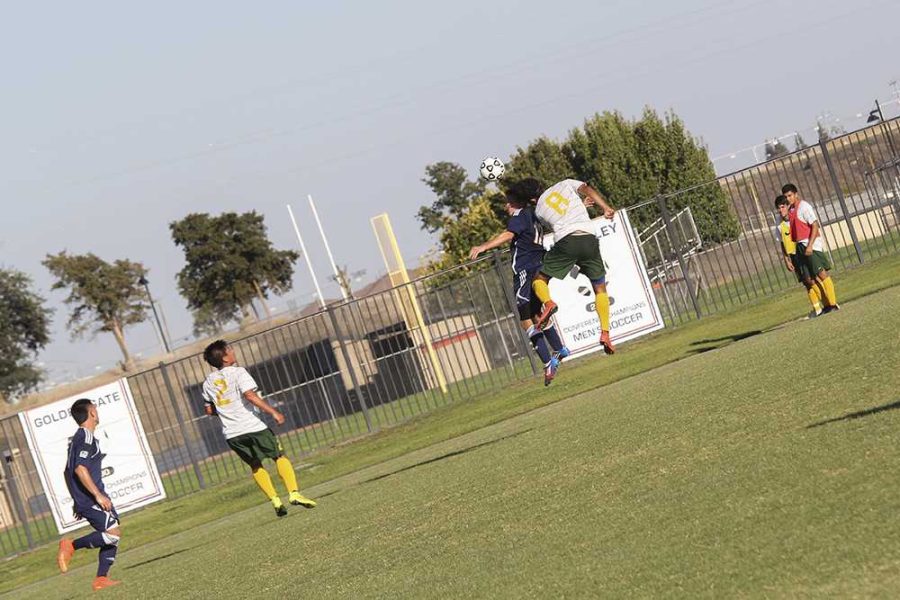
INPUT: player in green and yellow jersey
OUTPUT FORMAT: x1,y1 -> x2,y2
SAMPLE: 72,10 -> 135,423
775,195 -> 823,317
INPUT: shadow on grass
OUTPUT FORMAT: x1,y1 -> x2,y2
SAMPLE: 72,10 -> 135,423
315,428 -> 535,500
686,330 -> 764,354
806,399 -> 900,429
125,546 -> 197,570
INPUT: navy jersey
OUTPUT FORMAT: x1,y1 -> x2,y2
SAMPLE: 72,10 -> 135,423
64,427 -> 107,513
507,207 -> 545,272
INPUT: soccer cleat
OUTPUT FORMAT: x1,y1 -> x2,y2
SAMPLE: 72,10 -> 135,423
599,331 -> 616,355
534,300 -> 558,330
543,357 -> 560,387
272,497 -> 288,517
91,576 -> 121,591
289,492 -> 317,509
555,346 -> 571,361
805,309 -> 822,320
57,538 -> 74,574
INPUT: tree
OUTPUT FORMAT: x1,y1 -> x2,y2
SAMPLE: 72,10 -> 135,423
424,195 -> 507,279
170,211 -> 299,331
43,253 -> 148,371
764,139 -> 790,160
417,162 -> 486,232
793,132 -> 808,151
566,109 -> 739,243
0,269 -> 52,401
816,120 -> 831,143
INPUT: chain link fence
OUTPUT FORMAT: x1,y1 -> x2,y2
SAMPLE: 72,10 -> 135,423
1,117 -> 899,559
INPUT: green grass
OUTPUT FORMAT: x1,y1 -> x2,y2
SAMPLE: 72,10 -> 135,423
2,254 -> 899,598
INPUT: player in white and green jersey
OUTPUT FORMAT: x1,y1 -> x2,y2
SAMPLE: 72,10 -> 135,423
202,340 -> 316,517
506,177 -> 618,354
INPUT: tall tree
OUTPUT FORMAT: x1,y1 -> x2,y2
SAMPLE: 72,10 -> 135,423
793,132 -> 808,151
417,162 -> 486,232
170,211 -> 299,330
0,269 -> 52,401
43,253 -> 148,371
764,139 -> 790,160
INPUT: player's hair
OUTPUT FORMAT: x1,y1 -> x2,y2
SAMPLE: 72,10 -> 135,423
774,195 -> 789,207
70,399 -> 93,425
506,178 -> 546,207
203,340 -> 229,369
781,183 -> 798,194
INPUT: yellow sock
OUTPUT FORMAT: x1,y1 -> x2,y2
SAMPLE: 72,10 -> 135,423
595,290 -> 611,332
532,279 -> 552,304
820,276 -> 837,306
275,457 -> 299,493
807,286 -> 822,312
252,467 -> 278,500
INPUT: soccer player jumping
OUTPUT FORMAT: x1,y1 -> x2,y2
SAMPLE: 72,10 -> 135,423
57,399 -> 122,591
202,340 -> 316,517
506,178 -> 617,354
469,193 -> 570,385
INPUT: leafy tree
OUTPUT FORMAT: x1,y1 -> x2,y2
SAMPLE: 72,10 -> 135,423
793,132 -> 808,151
764,139 -> 790,160
503,136 -> 574,185
816,120 -> 831,143
424,195 -> 507,278
170,211 -> 299,330
0,269 -> 52,400
417,162 -> 486,233
43,253 -> 148,371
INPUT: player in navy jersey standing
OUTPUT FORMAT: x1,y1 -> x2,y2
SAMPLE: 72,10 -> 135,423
470,193 -> 570,385
56,398 -> 121,591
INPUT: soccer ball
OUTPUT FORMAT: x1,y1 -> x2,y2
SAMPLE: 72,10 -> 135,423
480,157 -> 505,181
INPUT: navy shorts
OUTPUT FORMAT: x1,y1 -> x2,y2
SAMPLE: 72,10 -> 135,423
513,269 -> 543,321
76,503 -> 120,532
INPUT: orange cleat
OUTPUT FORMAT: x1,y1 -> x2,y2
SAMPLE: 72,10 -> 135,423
534,300 -> 558,330
57,539 -> 74,574
92,576 -> 121,591
599,330 -> 616,355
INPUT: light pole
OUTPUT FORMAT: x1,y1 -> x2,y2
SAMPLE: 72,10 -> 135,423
868,98 -> 898,159
139,276 -> 171,353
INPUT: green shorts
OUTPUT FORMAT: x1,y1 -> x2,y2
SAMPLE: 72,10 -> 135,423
794,243 -> 832,280
541,233 -> 606,281
227,429 -> 284,466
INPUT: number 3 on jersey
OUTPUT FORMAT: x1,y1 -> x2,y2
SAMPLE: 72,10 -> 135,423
544,192 -> 570,216
213,378 -> 231,406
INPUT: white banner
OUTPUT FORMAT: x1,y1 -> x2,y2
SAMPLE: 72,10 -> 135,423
18,379 -> 165,534
547,209 -> 664,357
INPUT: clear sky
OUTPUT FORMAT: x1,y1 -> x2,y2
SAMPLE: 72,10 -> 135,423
2,0 -> 898,385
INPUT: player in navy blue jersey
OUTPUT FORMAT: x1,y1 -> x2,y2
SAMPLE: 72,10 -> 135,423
57,399 -> 121,592
470,194 -> 570,385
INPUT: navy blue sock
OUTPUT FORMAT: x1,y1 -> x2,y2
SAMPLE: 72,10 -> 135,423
528,326 -> 552,364
98,544 -> 118,577
543,326 -> 564,352
74,531 -> 105,550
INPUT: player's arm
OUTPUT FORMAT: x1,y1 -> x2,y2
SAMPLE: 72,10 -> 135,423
74,465 -> 112,511
577,183 -> 615,219
806,221 -> 821,256
780,241 -> 794,271
243,390 -> 286,425
469,231 -> 514,260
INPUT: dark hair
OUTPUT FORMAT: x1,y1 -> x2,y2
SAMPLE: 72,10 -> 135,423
774,195 -> 789,207
70,399 -> 93,425
203,340 -> 229,369
781,183 -> 798,194
505,178 -> 546,207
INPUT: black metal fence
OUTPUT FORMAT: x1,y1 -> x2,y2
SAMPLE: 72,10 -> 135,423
1,117 -> 899,559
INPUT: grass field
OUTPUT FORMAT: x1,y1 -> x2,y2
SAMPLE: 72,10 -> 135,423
3,255 -> 900,598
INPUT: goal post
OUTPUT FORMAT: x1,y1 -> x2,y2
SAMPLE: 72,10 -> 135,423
370,213 -> 448,394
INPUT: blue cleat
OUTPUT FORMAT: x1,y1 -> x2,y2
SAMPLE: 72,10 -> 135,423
544,357 -> 560,387
555,346 -> 571,361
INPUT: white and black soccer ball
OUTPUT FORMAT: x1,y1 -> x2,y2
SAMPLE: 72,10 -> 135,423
479,157 -> 505,181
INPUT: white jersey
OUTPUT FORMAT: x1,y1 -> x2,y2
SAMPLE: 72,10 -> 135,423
534,179 -> 594,240
202,366 -> 268,439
